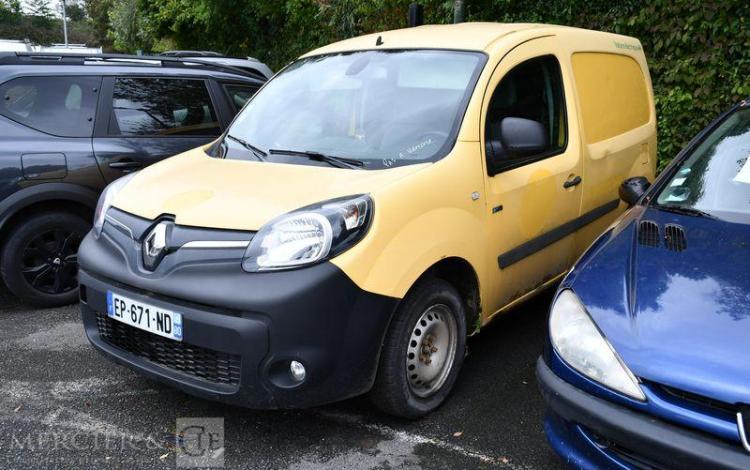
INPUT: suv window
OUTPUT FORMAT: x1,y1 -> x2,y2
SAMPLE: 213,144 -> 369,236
224,84 -> 257,113
485,55 -> 567,173
109,77 -> 220,137
0,76 -> 99,137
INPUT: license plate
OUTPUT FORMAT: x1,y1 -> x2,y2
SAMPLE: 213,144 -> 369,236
106,291 -> 183,341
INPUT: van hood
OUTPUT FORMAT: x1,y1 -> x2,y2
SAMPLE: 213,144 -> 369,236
566,206 -> 750,405
112,147 -> 428,231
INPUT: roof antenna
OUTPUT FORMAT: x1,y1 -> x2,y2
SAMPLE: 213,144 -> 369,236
375,36 -> 384,46
408,3 -> 424,28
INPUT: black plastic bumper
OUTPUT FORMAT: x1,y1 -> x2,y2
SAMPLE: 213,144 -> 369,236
79,256 -> 398,409
537,358 -> 750,470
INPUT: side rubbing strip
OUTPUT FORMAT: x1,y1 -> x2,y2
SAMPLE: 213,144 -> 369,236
498,199 -> 620,269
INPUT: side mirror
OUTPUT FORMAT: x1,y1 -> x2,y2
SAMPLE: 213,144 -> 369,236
619,176 -> 651,206
500,117 -> 548,159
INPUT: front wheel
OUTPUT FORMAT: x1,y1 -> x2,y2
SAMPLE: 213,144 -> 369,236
0,211 -> 89,308
370,278 -> 467,418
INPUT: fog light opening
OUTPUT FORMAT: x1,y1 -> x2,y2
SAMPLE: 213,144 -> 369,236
290,361 -> 306,382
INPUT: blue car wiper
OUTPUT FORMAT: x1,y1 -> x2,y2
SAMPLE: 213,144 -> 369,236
656,204 -> 715,219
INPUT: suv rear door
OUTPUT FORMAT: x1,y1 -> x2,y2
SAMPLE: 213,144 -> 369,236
0,74 -> 103,197
93,75 -> 223,182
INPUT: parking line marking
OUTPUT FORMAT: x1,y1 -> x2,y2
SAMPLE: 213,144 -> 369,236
316,410 -> 528,470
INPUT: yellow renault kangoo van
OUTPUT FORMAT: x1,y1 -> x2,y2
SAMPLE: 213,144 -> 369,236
79,23 -> 656,418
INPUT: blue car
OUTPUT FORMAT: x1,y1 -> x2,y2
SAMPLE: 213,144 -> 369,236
538,100 -> 750,469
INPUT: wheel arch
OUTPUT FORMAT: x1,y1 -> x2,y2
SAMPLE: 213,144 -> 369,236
0,183 -> 98,246
402,257 -> 482,336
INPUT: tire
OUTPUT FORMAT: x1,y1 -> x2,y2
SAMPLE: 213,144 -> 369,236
370,278 -> 467,418
1,211 -> 90,308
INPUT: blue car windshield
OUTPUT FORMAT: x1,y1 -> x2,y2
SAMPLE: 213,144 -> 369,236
656,107 -> 750,223
224,49 -> 485,169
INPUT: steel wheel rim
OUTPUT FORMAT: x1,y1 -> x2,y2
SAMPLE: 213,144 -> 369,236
21,229 -> 81,295
406,304 -> 458,398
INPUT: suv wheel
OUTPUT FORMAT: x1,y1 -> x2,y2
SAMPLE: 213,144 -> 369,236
370,278 -> 467,418
1,212 -> 89,308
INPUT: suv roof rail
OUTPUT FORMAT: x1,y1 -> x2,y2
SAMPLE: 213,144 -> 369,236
159,51 -> 259,61
0,52 -> 264,81
160,50 -> 223,57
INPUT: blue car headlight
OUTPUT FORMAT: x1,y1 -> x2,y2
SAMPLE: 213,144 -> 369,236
549,289 -> 646,401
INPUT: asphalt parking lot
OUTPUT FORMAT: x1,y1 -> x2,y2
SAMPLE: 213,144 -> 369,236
0,285 -> 564,470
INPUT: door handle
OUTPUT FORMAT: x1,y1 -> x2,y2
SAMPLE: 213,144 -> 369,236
563,175 -> 582,189
108,159 -> 142,171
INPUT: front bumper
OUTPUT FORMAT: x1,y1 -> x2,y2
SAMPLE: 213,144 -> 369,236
537,358 -> 750,470
79,227 -> 398,409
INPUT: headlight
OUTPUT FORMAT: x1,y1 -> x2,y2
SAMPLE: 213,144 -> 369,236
93,173 -> 137,238
549,289 -> 645,401
242,195 -> 372,272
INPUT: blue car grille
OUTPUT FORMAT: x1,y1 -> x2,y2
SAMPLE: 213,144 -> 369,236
659,384 -> 735,416
588,429 -> 668,470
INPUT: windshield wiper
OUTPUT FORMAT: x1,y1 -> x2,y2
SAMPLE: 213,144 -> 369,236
226,134 -> 267,161
656,204 -> 715,219
268,149 -> 364,169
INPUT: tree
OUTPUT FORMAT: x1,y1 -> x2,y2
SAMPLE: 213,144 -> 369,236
27,0 -> 53,18
27,0 -> 54,30
64,1 -> 87,22
108,0 -> 153,52
84,0 -> 114,49
0,0 -> 94,45
1,0 -> 23,16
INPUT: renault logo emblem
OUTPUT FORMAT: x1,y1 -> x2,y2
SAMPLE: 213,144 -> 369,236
143,221 -> 169,270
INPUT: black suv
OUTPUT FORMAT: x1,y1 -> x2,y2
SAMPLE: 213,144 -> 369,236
0,52 -> 268,307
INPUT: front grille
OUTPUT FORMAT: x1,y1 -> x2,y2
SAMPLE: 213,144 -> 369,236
659,384 -> 735,416
588,429 -> 669,470
95,312 -> 241,386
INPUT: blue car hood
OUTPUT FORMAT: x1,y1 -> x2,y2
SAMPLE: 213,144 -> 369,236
567,206 -> 750,404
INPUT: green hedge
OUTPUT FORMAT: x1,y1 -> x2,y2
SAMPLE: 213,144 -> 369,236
142,0 -> 750,170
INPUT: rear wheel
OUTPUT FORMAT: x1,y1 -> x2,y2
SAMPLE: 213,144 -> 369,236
1,212 -> 89,308
370,278 -> 467,418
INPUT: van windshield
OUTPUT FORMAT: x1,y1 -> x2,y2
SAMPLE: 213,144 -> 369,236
223,49 -> 485,169
655,107 -> 750,223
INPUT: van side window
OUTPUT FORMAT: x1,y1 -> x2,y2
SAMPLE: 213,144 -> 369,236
0,76 -> 99,137
485,55 -> 567,175
108,78 -> 221,137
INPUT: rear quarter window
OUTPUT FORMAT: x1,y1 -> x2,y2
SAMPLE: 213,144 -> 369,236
223,84 -> 258,113
571,52 -> 650,143
0,76 -> 99,137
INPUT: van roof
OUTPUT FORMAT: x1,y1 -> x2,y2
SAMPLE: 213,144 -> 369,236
304,22 -> 623,56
